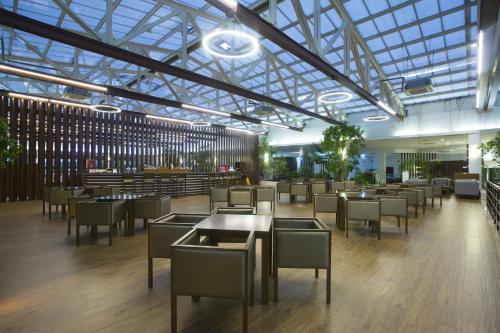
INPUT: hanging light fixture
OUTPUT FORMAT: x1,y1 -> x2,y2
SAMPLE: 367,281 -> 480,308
202,29 -> 259,59
363,115 -> 389,122
317,91 -> 352,104
90,95 -> 122,114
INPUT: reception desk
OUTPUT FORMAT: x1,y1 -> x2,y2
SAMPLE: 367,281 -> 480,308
83,172 -> 242,196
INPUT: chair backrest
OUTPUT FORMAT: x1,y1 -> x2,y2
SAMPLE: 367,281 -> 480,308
229,186 -> 252,205
76,199 -> 126,226
347,200 -> 380,221
432,186 -> 442,196
314,194 -> 338,214
256,187 -> 275,201
416,186 -> 433,198
379,197 -> 407,217
398,190 -> 418,205
50,189 -> 71,205
290,183 -> 307,196
330,181 -> 345,192
133,196 -> 171,219
413,189 -> 424,203
276,182 -> 291,193
210,187 -> 228,202
68,196 -> 92,218
311,182 -> 327,194
344,181 -> 356,190
148,222 -> 196,259
171,229 -> 254,299
274,218 -> 330,269
213,207 -> 255,215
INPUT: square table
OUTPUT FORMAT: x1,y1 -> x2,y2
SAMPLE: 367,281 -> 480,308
194,214 -> 273,305
95,193 -> 146,236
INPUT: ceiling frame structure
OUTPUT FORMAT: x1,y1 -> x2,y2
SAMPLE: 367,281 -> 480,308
0,0 -> 478,128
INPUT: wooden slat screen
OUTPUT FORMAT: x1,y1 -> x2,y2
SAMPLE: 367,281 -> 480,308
0,96 -> 258,201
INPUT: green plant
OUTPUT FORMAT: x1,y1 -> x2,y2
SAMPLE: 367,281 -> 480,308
481,132 -> 500,165
272,157 -> 288,179
0,117 -> 22,169
353,171 -> 375,185
258,133 -> 275,179
321,124 -> 364,181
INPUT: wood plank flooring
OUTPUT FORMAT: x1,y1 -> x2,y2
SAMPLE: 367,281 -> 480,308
0,194 -> 499,332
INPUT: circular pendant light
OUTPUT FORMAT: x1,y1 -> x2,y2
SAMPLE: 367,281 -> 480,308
202,29 -> 260,59
90,104 -> 121,114
363,115 -> 389,122
317,91 -> 352,104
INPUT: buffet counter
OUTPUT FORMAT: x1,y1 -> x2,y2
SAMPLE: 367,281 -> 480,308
83,172 -> 242,196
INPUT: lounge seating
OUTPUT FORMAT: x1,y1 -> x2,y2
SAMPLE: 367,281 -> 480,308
75,199 -> 127,246
277,182 -> 291,201
148,213 -> 209,288
133,195 -> 171,229
414,188 -> 426,214
313,193 -> 338,218
344,180 -> 356,190
290,183 -> 309,202
255,187 -> 275,213
311,181 -> 327,195
48,188 -> 71,218
379,196 -> 408,234
346,199 -> 381,239
398,190 -> 418,217
170,229 -> 255,333
330,181 -> 345,193
42,187 -> 51,215
432,185 -> 443,207
454,179 -> 480,198
229,186 -> 253,207
67,195 -> 92,235
416,186 -> 433,208
273,218 -> 331,304
209,187 -> 228,211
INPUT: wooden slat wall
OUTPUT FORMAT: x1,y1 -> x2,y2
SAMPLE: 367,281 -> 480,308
0,96 -> 258,201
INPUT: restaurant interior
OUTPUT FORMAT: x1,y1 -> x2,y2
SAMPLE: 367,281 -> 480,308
0,0 -> 499,332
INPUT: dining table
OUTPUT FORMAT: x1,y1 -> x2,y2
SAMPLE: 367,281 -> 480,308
336,192 -> 376,230
194,213 -> 273,305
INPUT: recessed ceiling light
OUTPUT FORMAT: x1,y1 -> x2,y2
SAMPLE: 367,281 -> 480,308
202,29 -> 259,59
440,138 -> 445,141
317,91 -> 352,104
446,142 -> 450,145
218,41 -> 232,51
363,115 -> 389,122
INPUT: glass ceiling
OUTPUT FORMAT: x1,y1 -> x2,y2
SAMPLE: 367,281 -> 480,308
0,0 -> 477,129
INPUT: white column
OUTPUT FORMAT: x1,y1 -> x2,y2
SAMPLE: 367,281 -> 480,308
375,151 -> 386,184
468,133 -> 482,175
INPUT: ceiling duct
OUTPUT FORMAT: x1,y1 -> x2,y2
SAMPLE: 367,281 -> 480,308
63,86 -> 91,100
404,77 -> 434,96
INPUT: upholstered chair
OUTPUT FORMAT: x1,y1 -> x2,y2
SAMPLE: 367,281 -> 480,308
344,180 -> 356,190
398,190 -> 418,217
229,186 -> 253,207
311,182 -> 327,195
414,189 -> 426,214
209,187 -> 228,211
290,183 -> 309,202
255,187 -> 275,212
48,188 -> 71,218
272,218 -> 331,304
346,199 -> 381,239
42,187 -> 51,214
432,185 -> 443,207
133,195 -> 171,229
170,229 -> 255,333
67,195 -> 92,235
379,196 -> 409,234
329,181 -> 345,193
276,182 -> 291,201
416,186 -> 433,208
313,193 -> 338,218
148,213 -> 209,288
75,199 -> 127,246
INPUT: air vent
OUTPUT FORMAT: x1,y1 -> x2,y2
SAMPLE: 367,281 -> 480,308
404,77 -> 433,96
63,86 -> 91,100
253,104 -> 275,116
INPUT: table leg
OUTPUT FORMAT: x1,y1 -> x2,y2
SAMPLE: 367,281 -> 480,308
261,234 -> 269,305
125,203 -> 135,236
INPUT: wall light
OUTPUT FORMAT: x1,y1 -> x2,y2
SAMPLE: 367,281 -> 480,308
317,91 -> 352,104
363,115 -> 389,122
0,63 -> 108,93
202,29 -> 259,59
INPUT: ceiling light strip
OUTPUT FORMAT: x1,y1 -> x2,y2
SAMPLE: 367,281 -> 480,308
0,63 -> 107,93
7,92 -> 91,108
261,120 -> 289,129
376,101 -> 397,116
181,103 -> 229,117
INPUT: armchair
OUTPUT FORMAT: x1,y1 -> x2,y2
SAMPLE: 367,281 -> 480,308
133,195 -> 171,229
313,193 -> 338,218
209,187 -> 228,211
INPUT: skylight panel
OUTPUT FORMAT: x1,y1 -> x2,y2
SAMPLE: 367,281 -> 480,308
357,20 -> 378,38
442,10 -> 465,30
439,0 -> 464,11
390,48 -> 408,60
382,31 -> 403,47
415,0 -> 439,19
364,0 -> 389,15
445,30 -> 466,46
400,25 -> 422,42
426,36 -> 445,51
325,8 -> 343,28
450,72 -> 468,81
374,13 -> 396,32
394,5 -> 417,26
374,51 -> 392,64
344,0 -> 370,22
470,5 -> 477,23
420,18 -> 442,37
366,37 -> 386,52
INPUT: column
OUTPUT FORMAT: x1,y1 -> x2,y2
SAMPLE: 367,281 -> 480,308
468,133 -> 481,176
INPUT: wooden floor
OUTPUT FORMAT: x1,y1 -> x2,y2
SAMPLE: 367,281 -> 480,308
0,194 -> 499,333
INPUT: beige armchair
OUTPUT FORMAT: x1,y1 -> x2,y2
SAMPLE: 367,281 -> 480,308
48,188 -> 71,218
432,185 -> 443,207
330,181 -> 345,193
313,193 -> 338,218
398,190 -> 418,217
209,187 -> 228,211
414,189 -> 426,214
416,186 -> 433,208
276,182 -> 290,201
75,199 -> 127,246
67,195 -> 92,235
255,187 -> 275,212
379,196 -> 408,234
229,186 -> 253,207
133,195 -> 171,229
311,182 -> 327,195
148,213 -> 209,288
290,183 -> 309,202
170,229 -> 256,333
344,180 -> 356,190
346,199 -> 381,239
273,218 -> 331,304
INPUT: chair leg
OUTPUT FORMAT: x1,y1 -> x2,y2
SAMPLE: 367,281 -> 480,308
432,197 -> 435,208
378,220 -> 381,240
42,201 -> 45,214
143,218 -> 148,229
326,267 -> 331,304
76,224 -> 80,246
148,257 -> 153,288
171,295 -> 177,333
414,206 -> 418,218
108,225 -> 112,246
56,205 -> 59,212
273,267 -> 278,302
405,216 -> 408,234
440,196 -> 442,206
397,216 -> 400,228
49,204 -> 52,218
242,299 -> 248,333
67,216 -> 71,235
315,268 -> 319,279
345,219 -> 349,238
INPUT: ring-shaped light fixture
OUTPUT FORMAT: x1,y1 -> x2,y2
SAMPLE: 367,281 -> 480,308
202,29 -> 260,59
363,115 -> 389,122
90,104 -> 122,114
317,91 -> 352,104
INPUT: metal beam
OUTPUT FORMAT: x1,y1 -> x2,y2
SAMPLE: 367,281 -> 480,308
0,8 -> 340,125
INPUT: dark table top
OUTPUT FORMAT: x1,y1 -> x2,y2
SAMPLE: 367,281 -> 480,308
95,194 -> 144,201
339,192 -> 375,200
195,214 -> 272,234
